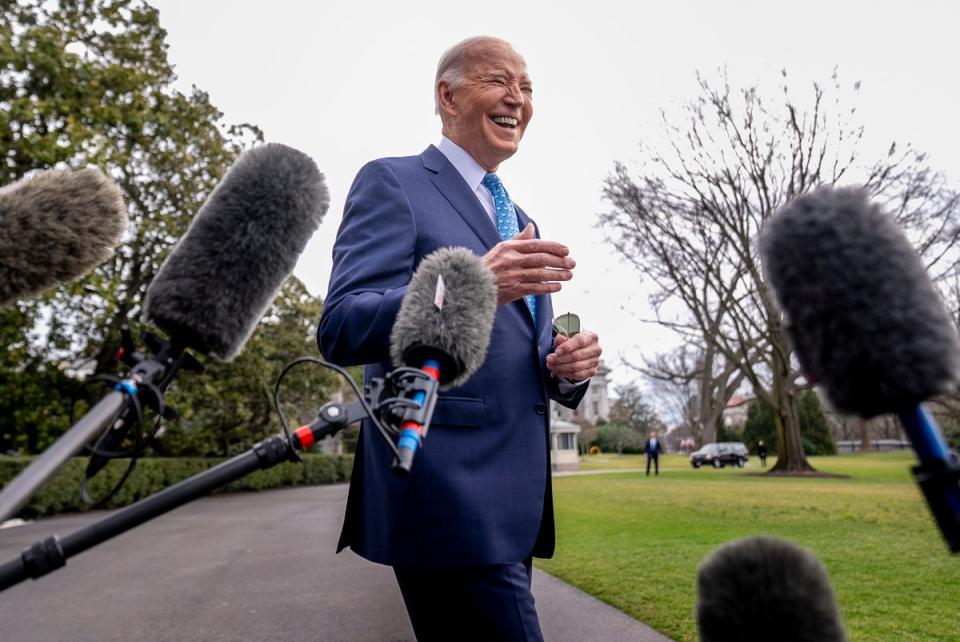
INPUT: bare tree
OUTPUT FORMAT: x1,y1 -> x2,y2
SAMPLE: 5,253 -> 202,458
825,412 -> 904,449
825,414 -> 857,444
640,348 -> 701,437
601,69 -> 960,472
636,343 -> 746,443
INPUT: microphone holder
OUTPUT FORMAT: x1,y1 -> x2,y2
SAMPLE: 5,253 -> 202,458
0,326 -> 202,524
0,363 -> 439,592
385,367 -> 440,476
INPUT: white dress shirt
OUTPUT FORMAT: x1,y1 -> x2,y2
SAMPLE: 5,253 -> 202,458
437,135 -> 500,225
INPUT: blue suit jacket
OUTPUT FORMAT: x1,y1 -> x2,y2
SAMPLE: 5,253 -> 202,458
317,145 -> 588,569
644,439 -> 662,457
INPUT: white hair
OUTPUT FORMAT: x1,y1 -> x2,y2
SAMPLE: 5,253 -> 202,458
434,36 -> 516,115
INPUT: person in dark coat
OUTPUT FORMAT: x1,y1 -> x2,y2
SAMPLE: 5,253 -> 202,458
757,440 -> 768,468
644,431 -> 663,476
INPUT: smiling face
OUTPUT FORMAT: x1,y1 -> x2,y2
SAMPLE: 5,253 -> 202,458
438,40 -> 533,172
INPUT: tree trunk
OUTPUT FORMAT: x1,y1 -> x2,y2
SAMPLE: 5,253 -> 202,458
770,398 -> 813,472
858,417 -> 873,452
698,343 -> 718,443
769,357 -> 815,472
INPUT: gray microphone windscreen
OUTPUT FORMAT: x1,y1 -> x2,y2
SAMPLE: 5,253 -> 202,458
389,247 -> 497,390
144,143 -> 328,361
0,168 -> 126,306
697,536 -> 846,642
758,186 -> 960,417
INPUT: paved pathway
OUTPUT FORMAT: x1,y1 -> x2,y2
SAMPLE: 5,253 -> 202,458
0,484 -> 672,641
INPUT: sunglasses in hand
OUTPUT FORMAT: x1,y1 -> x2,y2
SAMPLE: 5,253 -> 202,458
552,312 -> 580,338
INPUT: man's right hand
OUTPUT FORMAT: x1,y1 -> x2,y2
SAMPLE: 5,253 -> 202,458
482,223 -> 575,305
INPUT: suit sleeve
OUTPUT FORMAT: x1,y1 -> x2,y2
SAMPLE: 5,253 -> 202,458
546,369 -> 590,409
317,161 -> 417,366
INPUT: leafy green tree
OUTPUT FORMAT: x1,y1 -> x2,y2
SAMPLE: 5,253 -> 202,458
742,391 -> 836,456
742,399 -> 777,452
716,420 -> 743,443
797,390 -> 836,455
609,383 -> 664,436
576,419 -> 600,456
0,1 -> 263,452
0,306 -> 72,453
157,278 -> 340,457
593,423 -> 644,455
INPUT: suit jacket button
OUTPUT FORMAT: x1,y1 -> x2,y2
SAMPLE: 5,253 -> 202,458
534,402 -> 546,415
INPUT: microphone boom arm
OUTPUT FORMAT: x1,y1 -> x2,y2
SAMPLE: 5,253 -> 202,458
0,359 -> 439,592
0,398 -> 371,592
0,331 -> 201,523
0,431 -> 296,591
0,392 -> 128,524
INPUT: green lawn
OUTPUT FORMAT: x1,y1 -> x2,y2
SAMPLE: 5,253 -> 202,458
537,452 -> 960,642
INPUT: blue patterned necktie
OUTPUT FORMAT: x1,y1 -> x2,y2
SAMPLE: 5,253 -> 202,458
482,172 -> 536,323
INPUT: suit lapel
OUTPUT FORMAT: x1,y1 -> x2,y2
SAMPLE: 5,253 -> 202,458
515,205 -> 532,232
421,146 -> 502,251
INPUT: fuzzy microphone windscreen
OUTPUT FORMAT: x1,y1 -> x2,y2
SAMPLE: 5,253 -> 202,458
0,168 -> 126,306
144,143 -> 328,361
389,247 -> 497,390
697,536 -> 847,642
758,185 -> 960,417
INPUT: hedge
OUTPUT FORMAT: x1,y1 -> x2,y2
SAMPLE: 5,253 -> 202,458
0,454 -> 353,519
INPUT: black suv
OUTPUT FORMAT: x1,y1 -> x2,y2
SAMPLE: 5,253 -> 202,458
690,442 -> 749,469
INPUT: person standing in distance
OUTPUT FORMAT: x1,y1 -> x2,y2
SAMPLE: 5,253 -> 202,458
644,431 -> 663,476
318,36 -> 603,641
757,440 -> 768,468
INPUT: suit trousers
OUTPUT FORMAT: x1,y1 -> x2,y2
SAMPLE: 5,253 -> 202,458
646,454 -> 659,476
393,558 -> 544,642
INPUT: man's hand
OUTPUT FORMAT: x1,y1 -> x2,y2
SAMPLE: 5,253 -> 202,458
546,331 -> 602,382
483,223 -> 575,305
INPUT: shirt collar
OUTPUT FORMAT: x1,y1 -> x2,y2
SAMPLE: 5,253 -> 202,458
437,136 -> 488,193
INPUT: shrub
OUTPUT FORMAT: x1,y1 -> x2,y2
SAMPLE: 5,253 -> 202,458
592,423 -> 643,454
741,391 -> 837,455
0,454 -> 353,519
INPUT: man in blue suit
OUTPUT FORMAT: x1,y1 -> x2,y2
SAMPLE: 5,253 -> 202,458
644,431 -> 663,476
318,36 -> 602,641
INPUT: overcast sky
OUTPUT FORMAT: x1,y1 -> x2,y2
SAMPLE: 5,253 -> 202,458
149,0 -> 960,398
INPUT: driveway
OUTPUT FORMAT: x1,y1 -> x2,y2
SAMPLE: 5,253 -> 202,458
0,484 -> 671,641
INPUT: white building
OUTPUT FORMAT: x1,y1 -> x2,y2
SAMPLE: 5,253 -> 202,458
548,361 -> 611,471
551,362 -> 611,426
722,395 -> 753,427
550,419 -> 581,472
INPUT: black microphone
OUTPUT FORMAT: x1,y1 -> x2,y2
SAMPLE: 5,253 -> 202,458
0,168 -> 126,306
759,185 -> 960,551
387,247 -> 497,473
696,536 -> 846,642
144,142 -> 329,360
